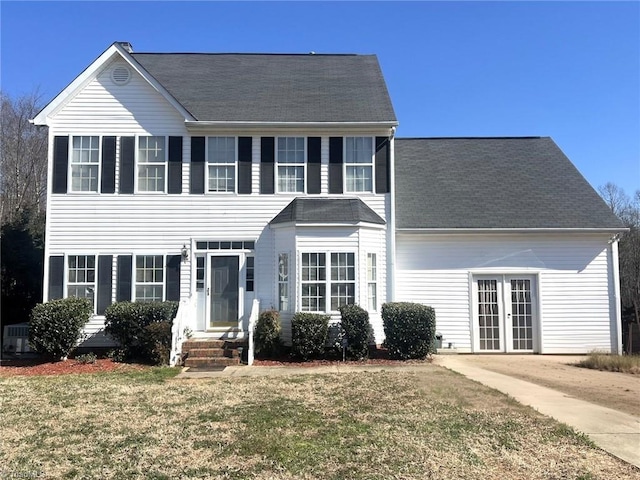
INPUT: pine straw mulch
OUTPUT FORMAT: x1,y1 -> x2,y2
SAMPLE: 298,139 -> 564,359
0,358 -> 149,377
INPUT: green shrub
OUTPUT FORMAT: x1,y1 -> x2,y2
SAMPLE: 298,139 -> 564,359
254,310 -> 282,357
75,352 -> 97,364
29,297 -> 93,360
381,302 -> 435,360
291,312 -> 330,361
104,301 -> 178,361
143,322 -> 172,365
339,304 -> 372,360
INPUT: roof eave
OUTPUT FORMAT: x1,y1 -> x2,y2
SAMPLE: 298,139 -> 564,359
185,120 -> 398,132
270,221 -> 386,229
396,227 -> 629,234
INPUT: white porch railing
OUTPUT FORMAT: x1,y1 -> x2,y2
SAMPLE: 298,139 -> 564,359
247,298 -> 260,366
169,297 -> 196,367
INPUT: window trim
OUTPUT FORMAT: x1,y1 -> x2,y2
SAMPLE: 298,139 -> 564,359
65,254 -> 97,313
68,135 -> 101,193
134,254 -> 165,302
136,135 -> 168,194
343,136 -> 375,193
299,250 -> 356,314
276,136 -> 306,194
206,136 -> 238,194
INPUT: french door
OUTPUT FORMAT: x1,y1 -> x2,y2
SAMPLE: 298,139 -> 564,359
474,275 -> 537,353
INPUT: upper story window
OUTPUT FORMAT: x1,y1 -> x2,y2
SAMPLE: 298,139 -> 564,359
208,137 -> 236,193
277,137 -> 305,193
138,136 -> 166,192
345,137 -> 373,193
70,136 -> 99,192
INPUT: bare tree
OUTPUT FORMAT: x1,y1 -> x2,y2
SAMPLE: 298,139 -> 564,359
600,183 -> 640,352
0,91 -> 48,226
598,182 -> 630,218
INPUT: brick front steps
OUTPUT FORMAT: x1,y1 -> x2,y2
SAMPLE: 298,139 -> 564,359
181,339 -> 247,368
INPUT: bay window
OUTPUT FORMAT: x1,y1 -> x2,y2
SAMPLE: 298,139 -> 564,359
301,252 -> 355,312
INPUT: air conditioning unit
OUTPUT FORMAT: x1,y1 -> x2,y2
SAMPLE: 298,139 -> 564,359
3,323 -> 31,354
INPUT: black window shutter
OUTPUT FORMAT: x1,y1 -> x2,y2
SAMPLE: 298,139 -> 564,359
375,137 -> 390,194
52,136 -> 69,194
307,137 -> 321,194
329,137 -> 343,194
166,255 -> 181,301
168,136 -> 183,194
190,137 -> 205,194
238,136 -> 252,194
116,255 -> 132,302
48,256 -> 64,300
97,255 -> 113,315
119,136 -> 135,194
260,137 -> 274,194
101,136 -> 116,194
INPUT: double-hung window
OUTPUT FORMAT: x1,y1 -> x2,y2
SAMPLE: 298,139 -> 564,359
208,137 -> 236,192
71,136 -> 99,192
138,136 -> 166,192
135,255 -> 164,302
277,137 -> 305,193
345,137 -> 373,193
67,255 -> 96,308
301,252 -> 355,312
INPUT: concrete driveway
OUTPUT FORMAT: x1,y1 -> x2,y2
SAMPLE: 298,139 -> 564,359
434,355 -> 640,468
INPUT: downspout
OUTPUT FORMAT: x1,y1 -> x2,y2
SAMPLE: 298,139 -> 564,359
610,235 -> 623,354
388,127 -> 397,301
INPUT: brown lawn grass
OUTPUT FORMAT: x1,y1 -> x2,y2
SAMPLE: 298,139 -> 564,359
576,351 -> 640,374
0,367 -> 637,479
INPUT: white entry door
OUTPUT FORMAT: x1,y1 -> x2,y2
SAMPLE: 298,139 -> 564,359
473,275 -> 537,353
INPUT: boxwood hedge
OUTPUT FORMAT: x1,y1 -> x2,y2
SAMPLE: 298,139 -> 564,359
381,302 -> 435,360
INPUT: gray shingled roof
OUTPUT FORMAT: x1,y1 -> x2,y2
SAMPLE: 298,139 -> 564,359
395,137 -> 624,230
131,53 -> 397,123
270,198 -> 385,225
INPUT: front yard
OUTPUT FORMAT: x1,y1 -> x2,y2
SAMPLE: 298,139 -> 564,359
0,366 -> 637,479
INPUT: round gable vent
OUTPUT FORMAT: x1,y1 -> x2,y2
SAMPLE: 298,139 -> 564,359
111,66 -> 131,85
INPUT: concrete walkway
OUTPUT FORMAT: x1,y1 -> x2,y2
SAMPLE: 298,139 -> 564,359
435,356 -> 640,468
176,360 -> 640,468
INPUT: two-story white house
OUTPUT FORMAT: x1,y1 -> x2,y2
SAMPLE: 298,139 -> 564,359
32,42 -> 625,359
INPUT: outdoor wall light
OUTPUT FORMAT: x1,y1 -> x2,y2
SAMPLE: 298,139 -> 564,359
181,244 -> 189,262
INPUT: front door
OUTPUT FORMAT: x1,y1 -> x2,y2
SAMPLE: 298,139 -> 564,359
474,275 -> 537,352
209,256 -> 239,328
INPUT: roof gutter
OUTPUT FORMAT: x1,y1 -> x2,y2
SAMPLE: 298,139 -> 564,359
396,227 -> 630,234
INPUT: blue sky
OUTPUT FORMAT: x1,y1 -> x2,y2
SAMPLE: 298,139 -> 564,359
2,1 -> 638,196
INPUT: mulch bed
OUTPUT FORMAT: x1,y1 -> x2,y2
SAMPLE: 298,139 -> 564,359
253,348 -> 432,368
0,358 -> 148,377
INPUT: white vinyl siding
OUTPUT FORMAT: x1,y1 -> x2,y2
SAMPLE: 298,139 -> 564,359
396,234 -> 616,353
